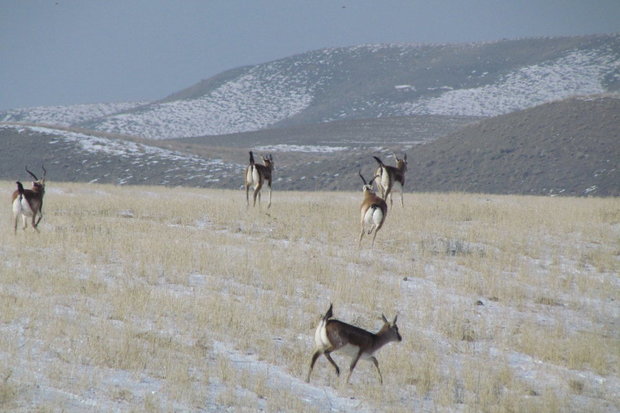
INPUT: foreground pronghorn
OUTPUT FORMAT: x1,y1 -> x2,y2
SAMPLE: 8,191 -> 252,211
245,151 -> 273,208
12,166 -> 46,234
373,153 -> 408,207
359,171 -> 388,247
306,304 -> 402,384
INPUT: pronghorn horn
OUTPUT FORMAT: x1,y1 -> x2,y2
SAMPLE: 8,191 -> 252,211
369,174 -> 380,185
393,314 -> 398,324
358,170 -> 368,185
382,314 -> 388,324
41,164 -> 47,178
25,166 -> 38,180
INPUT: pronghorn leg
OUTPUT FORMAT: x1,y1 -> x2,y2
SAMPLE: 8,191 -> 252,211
359,227 -> 365,246
306,350 -> 322,382
245,184 -> 251,207
22,215 -> 28,231
346,350 -> 363,383
324,352 -> 340,376
399,182 -> 404,207
14,214 -> 18,234
267,182 -> 272,209
32,215 -> 39,232
252,184 -> 262,207
370,356 -> 383,384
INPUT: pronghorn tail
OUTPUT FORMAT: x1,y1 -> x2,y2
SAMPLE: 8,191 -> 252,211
16,181 -> 25,197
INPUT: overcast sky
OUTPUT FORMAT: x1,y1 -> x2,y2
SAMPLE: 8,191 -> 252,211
1,0 -> 619,111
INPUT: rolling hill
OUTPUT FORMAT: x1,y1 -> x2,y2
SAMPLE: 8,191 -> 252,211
1,94 -> 617,196
0,34 -> 618,196
2,34 -> 618,139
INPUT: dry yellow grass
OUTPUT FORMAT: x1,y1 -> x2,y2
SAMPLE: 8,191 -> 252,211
0,181 -> 618,411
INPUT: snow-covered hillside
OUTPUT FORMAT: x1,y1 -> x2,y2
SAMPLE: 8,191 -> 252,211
396,49 -> 619,117
0,101 -> 145,127
1,35 -> 618,139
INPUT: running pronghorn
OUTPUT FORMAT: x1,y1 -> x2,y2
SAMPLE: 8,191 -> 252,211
373,153 -> 407,207
358,171 -> 387,247
244,151 -> 273,208
12,166 -> 46,234
306,304 -> 402,384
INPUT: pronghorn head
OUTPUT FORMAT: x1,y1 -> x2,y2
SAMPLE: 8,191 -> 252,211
359,171 -> 377,193
26,165 -> 46,192
261,154 -> 273,168
380,314 -> 402,342
393,153 -> 408,172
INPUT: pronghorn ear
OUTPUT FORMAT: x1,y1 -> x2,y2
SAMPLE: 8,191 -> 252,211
381,314 -> 388,324
403,153 -> 407,161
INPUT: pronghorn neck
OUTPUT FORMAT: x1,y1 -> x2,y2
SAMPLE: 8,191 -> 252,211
363,187 -> 380,201
374,324 -> 399,349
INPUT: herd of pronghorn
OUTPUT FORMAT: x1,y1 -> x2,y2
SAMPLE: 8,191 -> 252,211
244,150 -> 408,247
11,151 -> 407,384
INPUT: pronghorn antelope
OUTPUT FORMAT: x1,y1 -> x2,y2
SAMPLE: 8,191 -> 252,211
359,171 -> 388,247
12,166 -> 46,234
373,153 -> 408,207
306,304 -> 402,384
245,151 -> 273,208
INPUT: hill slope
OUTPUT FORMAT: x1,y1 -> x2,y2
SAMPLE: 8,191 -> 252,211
1,34 -> 618,139
409,95 -> 620,196
1,95 -> 617,196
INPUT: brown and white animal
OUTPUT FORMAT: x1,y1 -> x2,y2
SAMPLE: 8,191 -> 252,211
12,166 -> 46,234
373,153 -> 407,207
306,303 -> 402,384
245,151 -> 273,208
359,171 -> 388,247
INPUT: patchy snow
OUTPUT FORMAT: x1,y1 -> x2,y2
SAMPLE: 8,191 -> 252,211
89,69 -> 316,139
5,124 -> 243,185
0,102 -> 145,126
396,49 -> 619,116
254,144 -> 347,153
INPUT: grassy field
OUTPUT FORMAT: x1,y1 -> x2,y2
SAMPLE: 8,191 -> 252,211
1,181 -> 618,412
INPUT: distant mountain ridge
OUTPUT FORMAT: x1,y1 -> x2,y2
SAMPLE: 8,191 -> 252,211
2,34 -> 619,139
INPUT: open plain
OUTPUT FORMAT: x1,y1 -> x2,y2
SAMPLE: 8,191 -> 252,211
1,182 -> 618,412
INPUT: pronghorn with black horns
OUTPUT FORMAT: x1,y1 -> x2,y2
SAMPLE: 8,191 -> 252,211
373,153 -> 407,207
245,151 -> 274,208
306,303 -> 402,384
359,171 -> 387,247
12,165 -> 47,234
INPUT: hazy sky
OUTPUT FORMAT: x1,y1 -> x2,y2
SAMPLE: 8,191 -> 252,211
1,0 -> 619,111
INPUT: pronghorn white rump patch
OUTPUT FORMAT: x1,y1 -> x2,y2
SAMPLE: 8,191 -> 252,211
314,318 -> 330,351
363,206 -> 383,231
13,196 -> 34,217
